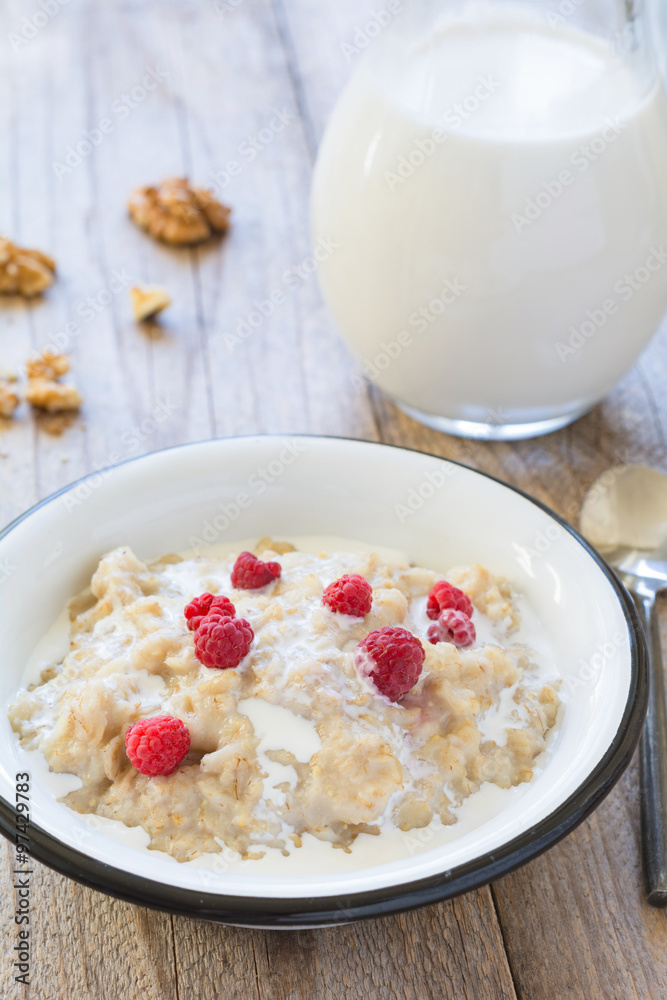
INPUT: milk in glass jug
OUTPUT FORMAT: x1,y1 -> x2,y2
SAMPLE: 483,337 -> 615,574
312,0 -> 667,439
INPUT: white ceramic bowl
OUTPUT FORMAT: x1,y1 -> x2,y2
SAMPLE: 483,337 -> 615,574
0,436 -> 646,927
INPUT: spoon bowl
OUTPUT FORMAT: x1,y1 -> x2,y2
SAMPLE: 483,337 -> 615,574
581,463 -> 667,906
581,464 -> 667,555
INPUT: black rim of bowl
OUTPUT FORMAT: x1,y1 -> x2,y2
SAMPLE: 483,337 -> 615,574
0,435 -> 649,927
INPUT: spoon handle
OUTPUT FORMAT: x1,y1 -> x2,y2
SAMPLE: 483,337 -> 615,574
635,592 -> 667,906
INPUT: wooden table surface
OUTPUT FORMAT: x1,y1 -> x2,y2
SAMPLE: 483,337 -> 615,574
1,1 -> 667,997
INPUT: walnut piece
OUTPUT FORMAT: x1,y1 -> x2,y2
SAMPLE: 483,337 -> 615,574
130,285 -> 172,321
26,377 -> 82,413
26,350 -> 70,380
0,382 -> 19,418
128,178 -> 231,246
0,237 -> 56,297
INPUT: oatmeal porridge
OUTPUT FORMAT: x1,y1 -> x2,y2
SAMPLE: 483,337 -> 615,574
9,537 -> 560,864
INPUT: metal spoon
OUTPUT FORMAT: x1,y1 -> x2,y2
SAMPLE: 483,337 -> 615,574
580,463 -> 667,906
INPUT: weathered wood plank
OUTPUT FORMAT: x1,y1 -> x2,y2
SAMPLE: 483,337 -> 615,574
0,838 -> 178,1000
492,760 -> 667,1000
172,888 -> 517,1000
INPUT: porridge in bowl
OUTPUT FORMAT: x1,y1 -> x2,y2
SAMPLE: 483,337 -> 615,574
8,537 -> 560,864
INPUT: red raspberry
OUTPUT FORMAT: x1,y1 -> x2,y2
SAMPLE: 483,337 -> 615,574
125,716 -> 190,776
231,551 -> 281,590
184,593 -> 236,631
194,613 -> 254,668
354,626 -> 425,702
427,580 -> 473,620
322,574 -> 373,617
427,609 -> 476,648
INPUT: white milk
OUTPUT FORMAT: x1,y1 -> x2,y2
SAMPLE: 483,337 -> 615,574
312,13 -> 667,430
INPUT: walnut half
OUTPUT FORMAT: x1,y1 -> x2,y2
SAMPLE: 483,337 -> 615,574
128,178 -> 231,246
0,237 -> 56,297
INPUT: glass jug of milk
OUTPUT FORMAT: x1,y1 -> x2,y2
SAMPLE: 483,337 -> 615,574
312,0 -> 667,439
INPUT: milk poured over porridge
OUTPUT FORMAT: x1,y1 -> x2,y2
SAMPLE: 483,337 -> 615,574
312,13 -> 667,424
9,538 -> 560,866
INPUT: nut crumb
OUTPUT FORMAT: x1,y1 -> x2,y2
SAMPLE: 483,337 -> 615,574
130,285 -> 171,321
26,350 -> 70,380
0,382 -> 20,418
0,237 -> 56,297
26,377 -> 82,413
128,178 -> 231,246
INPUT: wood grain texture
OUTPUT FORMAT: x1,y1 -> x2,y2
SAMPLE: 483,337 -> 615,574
0,838 -> 178,1000
1,0 -> 666,997
172,889 -> 517,1000
492,761 -> 667,1000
